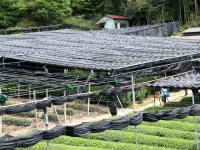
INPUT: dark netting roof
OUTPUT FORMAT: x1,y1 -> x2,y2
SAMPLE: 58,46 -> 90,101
147,73 -> 200,88
0,29 -> 200,71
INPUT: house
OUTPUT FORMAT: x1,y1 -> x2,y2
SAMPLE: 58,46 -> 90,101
96,15 -> 129,29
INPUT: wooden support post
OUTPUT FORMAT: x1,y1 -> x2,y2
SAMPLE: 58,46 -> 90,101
33,91 -> 38,129
18,84 -> 20,100
0,88 -> 2,136
64,90 -> 67,124
53,106 -> 61,124
64,69 -> 68,73
87,83 -> 91,115
2,57 -> 5,69
46,89 -> 49,98
28,85 -> 31,101
131,75 -> 136,110
192,92 -> 199,150
116,95 -> 125,115
131,74 -> 138,150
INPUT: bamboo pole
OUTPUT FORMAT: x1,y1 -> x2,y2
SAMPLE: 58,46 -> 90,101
131,75 -> 138,150
28,85 -> 31,101
18,84 -> 20,100
0,88 -> 2,136
33,91 -> 38,129
87,83 -> 91,115
192,92 -> 199,150
64,90 -> 67,124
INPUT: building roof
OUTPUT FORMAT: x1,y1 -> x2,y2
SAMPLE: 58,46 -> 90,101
106,15 -> 129,20
0,29 -> 200,72
182,27 -> 200,36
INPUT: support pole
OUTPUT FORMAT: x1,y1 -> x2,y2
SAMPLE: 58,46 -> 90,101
53,106 -> 61,124
43,108 -> 49,150
131,75 -> 136,110
33,91 -> 38,129
0,88 -> 2,136
192,91 -> 199,150
87,83 -> 91,115
116,95 -> 125,114
0,115 -> 2,137
18,84 -> 20,100
64,90 -> 67,124
131,75 -> 138,150
2,57 -> 5,69
28,85 -> 31,101
46,89 -> 49,98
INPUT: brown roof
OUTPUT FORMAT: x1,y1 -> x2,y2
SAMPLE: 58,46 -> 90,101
106,15 -> 129,20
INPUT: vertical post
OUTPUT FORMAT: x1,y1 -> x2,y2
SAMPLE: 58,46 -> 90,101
0,115 -> 2,137
43,108 -> 49,150
131,74 -> 138,150
131,75 -> 136,110
46,89 -> 49,98
0,88 -> 2,136
33,91 -> 38,129
64,90 -> 67,124
18,84 -> 20,100
87,83 -> 91,115
64,69 -> 68,73
2,57 -> 5,69
192,91 -> 199,150
28,85 -> 31,101
116,95 -> 125,114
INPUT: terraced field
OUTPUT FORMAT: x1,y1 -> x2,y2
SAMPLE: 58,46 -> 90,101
17,96 -> 200,150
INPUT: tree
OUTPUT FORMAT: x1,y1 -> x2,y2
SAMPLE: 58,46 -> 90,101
71,0 -> 93,16
0,0 -> 26,29
29,0 -> 72,25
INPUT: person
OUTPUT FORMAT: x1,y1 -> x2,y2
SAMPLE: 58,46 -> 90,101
184,89 -> 188,96
160,88 -> 168,104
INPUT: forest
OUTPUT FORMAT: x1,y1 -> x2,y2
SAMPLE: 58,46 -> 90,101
0,0 -> 200,29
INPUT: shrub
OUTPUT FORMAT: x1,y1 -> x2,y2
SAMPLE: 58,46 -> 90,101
13,111 -> 36,118
3,117 -> 31,127
41,113 -> 58,122
57,108 -> 75,115
49,136 -> 175,150
123,125 -> 200,140
142,120 -> 200,132
16,142 -> 109,150
84,130 -> 195,149
65,103 -> 98,112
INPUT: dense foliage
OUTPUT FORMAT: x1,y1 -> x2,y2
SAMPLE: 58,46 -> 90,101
1,0 -> 200,29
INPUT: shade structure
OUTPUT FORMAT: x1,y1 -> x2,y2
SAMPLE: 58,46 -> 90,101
0,29 -> 200,72
147,72 -> 200,89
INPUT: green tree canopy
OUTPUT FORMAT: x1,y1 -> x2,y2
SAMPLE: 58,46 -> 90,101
0,0 -> 26,28
29,0 -> 72,24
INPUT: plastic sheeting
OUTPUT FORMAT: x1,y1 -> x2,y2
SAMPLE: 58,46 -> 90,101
0,104 -> 200,150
